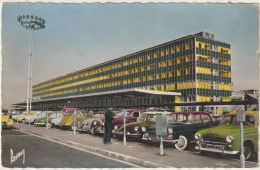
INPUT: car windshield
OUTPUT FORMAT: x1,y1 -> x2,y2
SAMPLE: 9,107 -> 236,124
220,115 -> 255,126
167,114 -> 194,124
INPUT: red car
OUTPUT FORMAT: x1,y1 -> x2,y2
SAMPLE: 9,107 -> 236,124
92,109 -> 146,136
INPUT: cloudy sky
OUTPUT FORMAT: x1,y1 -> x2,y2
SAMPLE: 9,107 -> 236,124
1,2 -> 259,109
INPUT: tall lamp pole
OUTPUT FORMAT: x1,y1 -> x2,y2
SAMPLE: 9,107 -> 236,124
17,15 -> 46,112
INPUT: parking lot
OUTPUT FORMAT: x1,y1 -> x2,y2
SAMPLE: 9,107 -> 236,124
3,122 -> 258,168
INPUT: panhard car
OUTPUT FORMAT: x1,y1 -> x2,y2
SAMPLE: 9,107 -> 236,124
35,111 -> 64,128
194,111 -> 258,160
27,111 -> 53,124
114,110 -> 169,139
93,109 -> 145,135
78,111 -> 105,134
11,111 -> 28,122
59,110 -> 94,130
1,115 -> 13,129
16,111 -> 37,123
142,112 -> 220,150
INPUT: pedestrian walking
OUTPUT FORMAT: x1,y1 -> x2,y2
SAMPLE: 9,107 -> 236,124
103,108 -> 114,144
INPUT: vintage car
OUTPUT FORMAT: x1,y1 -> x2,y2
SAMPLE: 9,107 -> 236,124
51,117 -> 63,128
142,112 -> 220,150
35,111 -> 64,128
11,111 -> 28,122
114,111 -> 170,139
51,108 -> 79,128
59,110 -> 94,130
16,111 -> 37,123
27,111 -> 53,124
93,109 -> 145,135
1,115 -> 13,129
194,111 -> 258,160
78,111 -> 105,134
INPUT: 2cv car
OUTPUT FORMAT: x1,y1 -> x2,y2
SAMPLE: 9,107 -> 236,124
1,114 -> 13,129
59,110 -> 94,130
194,111 -> 258,160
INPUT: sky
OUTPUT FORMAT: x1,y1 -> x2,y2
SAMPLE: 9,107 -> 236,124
1,2 -> 259,109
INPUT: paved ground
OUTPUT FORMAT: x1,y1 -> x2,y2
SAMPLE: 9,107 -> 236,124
8,122 -> 259,168
1,129 -> 134,168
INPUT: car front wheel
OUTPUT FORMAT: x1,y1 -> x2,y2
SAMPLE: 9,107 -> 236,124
175,135 -> 188,150
244,144 -> 253,161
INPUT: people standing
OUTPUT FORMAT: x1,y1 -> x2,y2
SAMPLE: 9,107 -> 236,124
104,108 -> 114,144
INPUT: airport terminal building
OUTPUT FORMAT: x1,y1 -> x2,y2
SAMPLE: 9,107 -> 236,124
19,31 -> 232,111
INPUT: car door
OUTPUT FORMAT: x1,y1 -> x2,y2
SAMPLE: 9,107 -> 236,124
192,114 -> 203,134
201,114 -> 213,128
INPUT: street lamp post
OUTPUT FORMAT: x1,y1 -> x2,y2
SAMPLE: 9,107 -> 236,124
17,15 -> 46,112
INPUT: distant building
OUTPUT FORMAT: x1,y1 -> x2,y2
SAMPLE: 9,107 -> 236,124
19,32 -> 232,111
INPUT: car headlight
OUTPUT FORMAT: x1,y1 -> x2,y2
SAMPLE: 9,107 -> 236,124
168,128 -> 173,134
194,133 -> 201,140
114,125 -> 118,130
134,126 -> 139,132
93,121 -> 97,125
141,126 -> 146,132
226,135 -> 233,143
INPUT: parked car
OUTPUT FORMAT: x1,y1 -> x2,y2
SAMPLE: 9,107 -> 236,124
35,111 -> 64,128
1,115 -> 13,129
194,111 -> 258,160
17,111 -> 37,123
59,110 -> 94,130
114,111 -> 169,139
142,112 -> 220,150
51,108 -> 79,128
93,109 -> 145,136
78,111 -> 105,134
27,111 -> 53,125
11,111 -> 28,122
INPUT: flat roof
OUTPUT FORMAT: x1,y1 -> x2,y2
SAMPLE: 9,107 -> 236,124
14,89 -> 181,105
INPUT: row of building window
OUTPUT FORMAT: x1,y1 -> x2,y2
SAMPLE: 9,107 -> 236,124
34,40 -> 230,92
34,63 -> 232,96
38,80 -> 232,99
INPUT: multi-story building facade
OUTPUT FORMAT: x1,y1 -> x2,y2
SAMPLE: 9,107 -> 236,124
32,31 -> 231,111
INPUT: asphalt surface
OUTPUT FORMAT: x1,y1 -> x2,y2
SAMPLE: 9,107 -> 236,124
1,129 -> 134,168
8,122 -> 259,168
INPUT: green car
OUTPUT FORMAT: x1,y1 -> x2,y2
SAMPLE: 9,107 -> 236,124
35,111 -> 64,128
195,111 -> 258,160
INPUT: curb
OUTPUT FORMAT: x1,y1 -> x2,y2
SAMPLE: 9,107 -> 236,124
15,127 -> 172,168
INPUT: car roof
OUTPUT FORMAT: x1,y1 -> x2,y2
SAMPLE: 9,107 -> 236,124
172,112 -> 209,115
226,111 -> 258,117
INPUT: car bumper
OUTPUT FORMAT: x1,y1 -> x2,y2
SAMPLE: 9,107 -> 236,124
142,137 -> 178,143
35,122 -> 45,125
2,124 -> 13,128
115,131 -> 143,138
195,144 -> 239,155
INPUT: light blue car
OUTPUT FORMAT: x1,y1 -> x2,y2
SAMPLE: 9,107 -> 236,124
28,111 -> 52,124
51,117 -> 63,128
11,112 -> 28,121
78,111 -> 105,134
